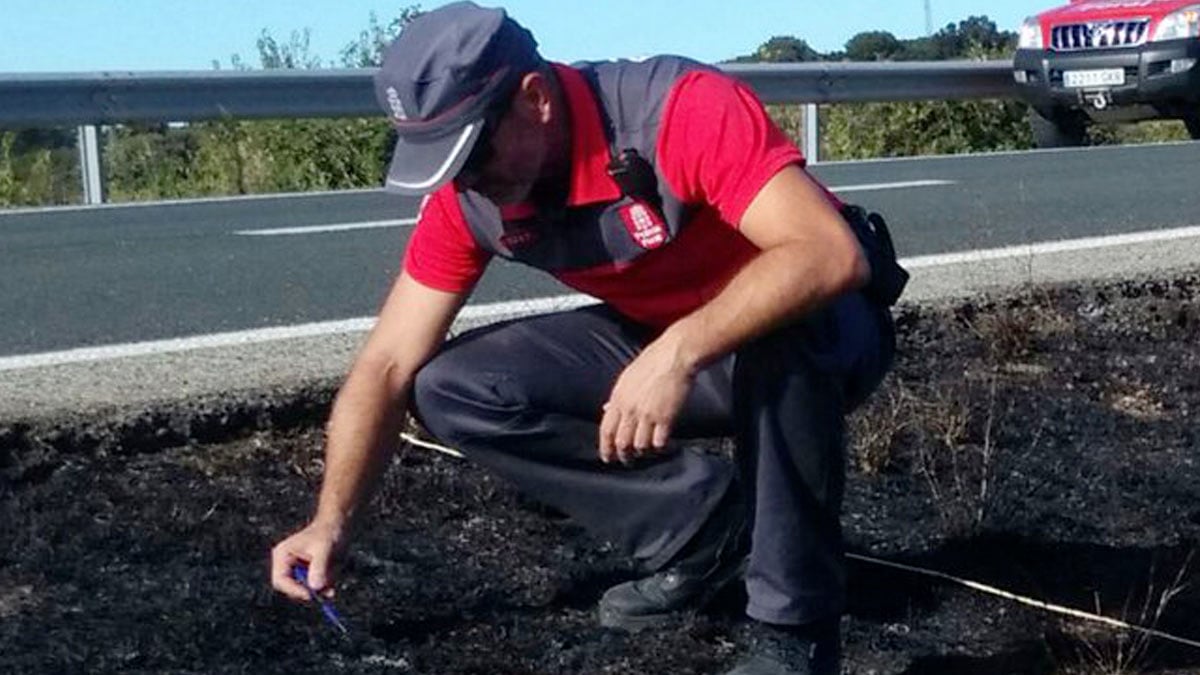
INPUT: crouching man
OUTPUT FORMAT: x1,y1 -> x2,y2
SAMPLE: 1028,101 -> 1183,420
271,3 -> 904,672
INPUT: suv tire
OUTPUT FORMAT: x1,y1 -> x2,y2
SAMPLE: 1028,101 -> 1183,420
1184,113 -> 1200,141
1029,109 -> 1088,148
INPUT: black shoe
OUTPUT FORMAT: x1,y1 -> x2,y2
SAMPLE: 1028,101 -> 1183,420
723,619 -> 841,675
597,484 -> 748,631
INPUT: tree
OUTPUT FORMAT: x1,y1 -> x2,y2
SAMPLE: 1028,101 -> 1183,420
947,15 -> 1017,56
339,8 -> 424,67
903,16 -> 1017,61
844,31 -> 904,61
733,36 -> 821,63
244,28 -> 326,70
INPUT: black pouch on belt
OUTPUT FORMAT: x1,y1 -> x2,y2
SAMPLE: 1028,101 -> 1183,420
840,204 -> 909,307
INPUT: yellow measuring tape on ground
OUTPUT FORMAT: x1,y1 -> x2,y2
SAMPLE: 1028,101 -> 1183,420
399,432 -> 1200,651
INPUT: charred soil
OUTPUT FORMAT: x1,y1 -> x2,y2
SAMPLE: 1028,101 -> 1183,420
3,272 -> 1200,674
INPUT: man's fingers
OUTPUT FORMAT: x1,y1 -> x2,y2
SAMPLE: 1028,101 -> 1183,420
598,405 -> 617,462
651,421 -> 672,450
613,411 -> 637,461
632,419 -> 654,454
306,550 -> 332,592
271,548 -> 312,602
602,396 -> 679,463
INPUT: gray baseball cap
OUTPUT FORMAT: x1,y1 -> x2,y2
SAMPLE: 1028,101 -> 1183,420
374,2 -> 543,195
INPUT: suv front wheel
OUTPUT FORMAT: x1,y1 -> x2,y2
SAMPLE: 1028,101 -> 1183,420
1029,108 -> 1088,148
1185,113 -> 1200,141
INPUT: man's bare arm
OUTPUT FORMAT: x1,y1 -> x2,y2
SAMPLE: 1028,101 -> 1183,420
271,273 -> 466,600
664,165 -> 868,371
600,165 -> 869,459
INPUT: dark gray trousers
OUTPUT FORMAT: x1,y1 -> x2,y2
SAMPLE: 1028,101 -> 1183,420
411,292 -> 893,625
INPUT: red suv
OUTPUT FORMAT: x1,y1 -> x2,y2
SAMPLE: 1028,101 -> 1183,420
1013,0 -> 1200,146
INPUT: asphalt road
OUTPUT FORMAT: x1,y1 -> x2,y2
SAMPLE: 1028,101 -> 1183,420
2,142 -> 1198,358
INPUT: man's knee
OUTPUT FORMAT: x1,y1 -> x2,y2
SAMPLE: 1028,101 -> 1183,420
411,346 -> 527,443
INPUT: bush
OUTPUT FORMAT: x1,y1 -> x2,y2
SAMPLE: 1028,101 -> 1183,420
104,125 -> 203,202
821,99 -> 1034,160
0,133 -> 19,204
103,118 -> 394,201
0,130 -> 79,207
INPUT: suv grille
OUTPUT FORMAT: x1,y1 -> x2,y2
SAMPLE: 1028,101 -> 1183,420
1051,20 -> 1150,51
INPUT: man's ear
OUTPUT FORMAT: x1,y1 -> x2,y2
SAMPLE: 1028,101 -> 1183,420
514,71 -> 554,123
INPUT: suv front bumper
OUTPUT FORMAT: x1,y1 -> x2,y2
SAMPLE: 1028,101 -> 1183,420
1013,38 -> 1200,116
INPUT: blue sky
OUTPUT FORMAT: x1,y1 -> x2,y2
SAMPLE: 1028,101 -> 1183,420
1,1 -> 1054,72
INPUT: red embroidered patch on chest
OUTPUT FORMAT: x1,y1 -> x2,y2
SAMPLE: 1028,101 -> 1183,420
619,202 -> 668,250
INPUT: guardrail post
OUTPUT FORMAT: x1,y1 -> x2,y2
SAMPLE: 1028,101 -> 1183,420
804,103 -> 820,164
77,125 -> 105,205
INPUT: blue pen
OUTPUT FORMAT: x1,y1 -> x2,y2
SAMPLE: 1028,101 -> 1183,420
291,564 -> 350,636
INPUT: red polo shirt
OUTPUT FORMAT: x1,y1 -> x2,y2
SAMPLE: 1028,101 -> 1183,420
403,62 -> 838,329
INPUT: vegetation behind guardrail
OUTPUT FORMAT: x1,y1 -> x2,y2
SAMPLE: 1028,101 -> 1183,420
0,12 -> 1189,207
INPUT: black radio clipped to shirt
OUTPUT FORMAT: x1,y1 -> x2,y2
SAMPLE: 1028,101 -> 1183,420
606,148 -> 663,213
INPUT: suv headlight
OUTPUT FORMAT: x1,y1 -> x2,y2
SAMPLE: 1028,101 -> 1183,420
1151,5 -> 1200,41
1019,17 -> 1044,49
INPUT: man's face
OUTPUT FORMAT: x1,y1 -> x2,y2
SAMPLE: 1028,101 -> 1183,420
457,104 -> 546,205
456,71 -> 569,207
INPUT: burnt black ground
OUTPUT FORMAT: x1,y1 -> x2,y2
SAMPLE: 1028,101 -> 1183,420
2,272 -> 1200,674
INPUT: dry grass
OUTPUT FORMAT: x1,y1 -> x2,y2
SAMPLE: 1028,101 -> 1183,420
849,295 -> 1074,538
911,372 -> 1011,539
1056,552 -> 1195,675
966,298 -> 1079,362
848,380 -> 915,475
1107,383 -> 1168,423
849,371 -> 1016,539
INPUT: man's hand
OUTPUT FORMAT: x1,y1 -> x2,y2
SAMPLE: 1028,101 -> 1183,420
599,335 -> 696,464
266,274 -> 464,602
270,520 -> 346,602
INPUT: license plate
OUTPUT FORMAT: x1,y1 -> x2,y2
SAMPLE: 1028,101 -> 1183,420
1063,68 -> 1126,88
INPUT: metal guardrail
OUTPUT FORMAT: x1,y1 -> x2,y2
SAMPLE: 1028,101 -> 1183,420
0,61 -> 1017,126
0,61 -> 1018,203
721,61 -> 1016,104
0,70 -> 378,127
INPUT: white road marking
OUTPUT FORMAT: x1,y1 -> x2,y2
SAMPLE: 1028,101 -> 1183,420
902,224 -> 1200,268
831,179 -> 954,193
234,218 -> 417,236
0,296 -> 598,372
231,181 -> 953,237
5,224 -> 1199,373
0,319 -> 372,372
